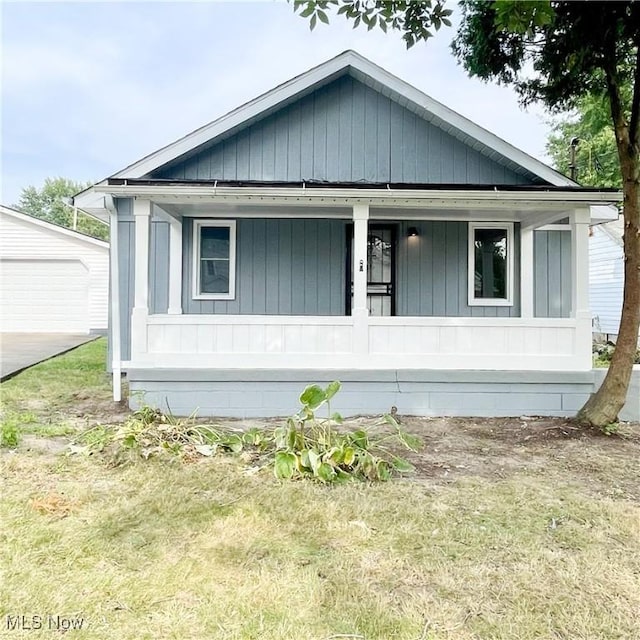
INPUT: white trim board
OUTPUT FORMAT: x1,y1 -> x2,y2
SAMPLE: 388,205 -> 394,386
192,220 -> 237,300
0,204 -> 109,249
467,222 -> 515,307
89,51 -> 576,186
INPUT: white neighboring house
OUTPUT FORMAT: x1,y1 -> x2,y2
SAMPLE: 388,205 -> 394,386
0,204 -> 109,334
590,216 -> 627,341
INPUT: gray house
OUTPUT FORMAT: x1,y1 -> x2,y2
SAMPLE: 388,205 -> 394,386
75,51 -> 622,418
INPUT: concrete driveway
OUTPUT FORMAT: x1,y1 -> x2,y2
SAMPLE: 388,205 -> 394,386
0,333 -> 98,381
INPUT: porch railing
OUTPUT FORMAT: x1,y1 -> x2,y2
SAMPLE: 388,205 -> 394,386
128,313 -> 592,371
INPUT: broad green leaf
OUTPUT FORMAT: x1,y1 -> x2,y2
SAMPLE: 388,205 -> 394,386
343,446 -> 356,466
287,426 -> 298,449
350,429 -> 368,449
325,380 -> 341,401
308,449 -> 321,473
226,435 -> 243,454
330,412 -> 344,424
392,457 -> 415,473
327,446 -> 343,465
317,462 -> 337,483
377,460 -> 392,481
334,469 -> 354,483
299,3 -> 315,18
317,9 -> 329,24
273,426 -> 287,449
300,449 -> 311,470
299,384 -> 327,410
274,451 -> 297,479
397,429 -> 422,452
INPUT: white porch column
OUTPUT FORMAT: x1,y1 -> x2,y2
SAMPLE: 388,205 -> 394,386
352,204 -> 369,355
571,207 -> 592,369
132,198 -> 151,358
167,218 -> 183,314
520,227 -> 534,318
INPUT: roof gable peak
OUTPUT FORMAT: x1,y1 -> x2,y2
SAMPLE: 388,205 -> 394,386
110,50 -> 574,187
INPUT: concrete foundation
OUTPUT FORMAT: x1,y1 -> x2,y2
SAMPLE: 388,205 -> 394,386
128,367 -> 640,421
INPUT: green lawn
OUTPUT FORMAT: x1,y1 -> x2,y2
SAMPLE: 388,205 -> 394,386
1,340 -> 639,639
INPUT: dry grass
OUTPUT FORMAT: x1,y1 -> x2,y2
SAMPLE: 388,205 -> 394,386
1,340 -> 639,639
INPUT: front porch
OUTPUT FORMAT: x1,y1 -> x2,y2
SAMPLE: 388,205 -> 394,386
116,185 -> 598,376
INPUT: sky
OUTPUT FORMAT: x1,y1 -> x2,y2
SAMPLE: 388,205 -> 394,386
1,0 -> 557,206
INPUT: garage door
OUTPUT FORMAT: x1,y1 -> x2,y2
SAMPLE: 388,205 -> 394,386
0,259 -> 90,333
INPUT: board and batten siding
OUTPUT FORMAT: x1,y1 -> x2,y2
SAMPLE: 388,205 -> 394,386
182,218 -> 347,315
534,230 -> 572,319
116,199 -> 171,360
395,221 -> 521,317
589,225 -> 623,335
151,76 -> 533,186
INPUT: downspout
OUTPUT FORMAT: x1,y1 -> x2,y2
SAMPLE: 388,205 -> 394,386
105,195 -> 122,402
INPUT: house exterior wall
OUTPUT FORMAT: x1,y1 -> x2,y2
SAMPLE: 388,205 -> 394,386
182,217 -> 347,315
534,230 -> 572,318
590,225 -> 623,335
115,197 -> 574,359
0,209 -> 109,331
396,220 -> 521,317
151,76 -> 534,186
116,198 -> 171,360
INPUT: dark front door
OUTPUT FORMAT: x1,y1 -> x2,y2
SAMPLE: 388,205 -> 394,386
346,224 -> 396,316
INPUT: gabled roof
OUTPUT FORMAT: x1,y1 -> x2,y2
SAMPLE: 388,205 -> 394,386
108,50 -> 575,187
0,204 -> 109,249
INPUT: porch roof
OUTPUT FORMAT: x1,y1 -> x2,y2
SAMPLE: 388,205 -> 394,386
88,181 -> 620,226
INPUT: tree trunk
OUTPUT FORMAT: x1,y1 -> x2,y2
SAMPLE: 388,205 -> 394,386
577,159 -> 640,426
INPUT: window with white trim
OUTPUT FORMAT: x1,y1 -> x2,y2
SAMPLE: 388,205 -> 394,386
468,222 -> 514,306
193,220 -> 236,300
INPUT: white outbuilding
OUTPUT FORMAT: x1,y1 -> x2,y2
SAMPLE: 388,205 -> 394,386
0,204 -> 109,333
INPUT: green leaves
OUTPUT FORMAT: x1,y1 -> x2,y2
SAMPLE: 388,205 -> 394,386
299,384 -> 327,410
17,177 -> 108,241
290,0 -> 453,47
74,386 -> 421,485
274,451 -> 298,479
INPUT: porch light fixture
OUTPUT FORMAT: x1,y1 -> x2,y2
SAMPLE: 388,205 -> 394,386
408,226 -> 419,237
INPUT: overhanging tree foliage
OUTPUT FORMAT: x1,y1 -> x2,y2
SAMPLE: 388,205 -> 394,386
293,0 -> 640,427
547,91 -> 624,188
17,177 -> 108,241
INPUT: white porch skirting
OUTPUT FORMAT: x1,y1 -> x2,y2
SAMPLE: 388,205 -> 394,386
129,314 -> 593,372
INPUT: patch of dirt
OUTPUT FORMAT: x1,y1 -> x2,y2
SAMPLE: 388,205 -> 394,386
9,407 -> 640,501
383,416 -> 640,499
64,395 -> 130,424
20,434 -> 70,455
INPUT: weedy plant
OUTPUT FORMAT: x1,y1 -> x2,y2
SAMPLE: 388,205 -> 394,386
71,382 -> 419,483
0,418 -> 20,448
273,381 -> 417,482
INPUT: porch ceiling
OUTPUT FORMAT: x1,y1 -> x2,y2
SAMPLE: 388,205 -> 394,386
157,201 -> 572,225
